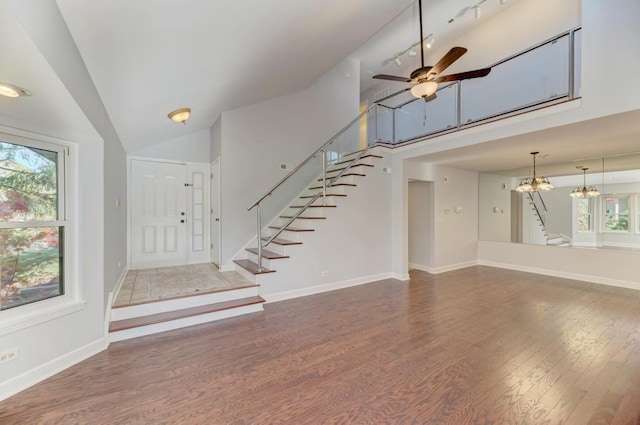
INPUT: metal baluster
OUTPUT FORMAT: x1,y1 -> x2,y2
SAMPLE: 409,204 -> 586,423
374,105 -> 378,142
256,203 -> 262,272
456,81 -> 462,129
568,29 -> 575,99
321,150 -> 327,206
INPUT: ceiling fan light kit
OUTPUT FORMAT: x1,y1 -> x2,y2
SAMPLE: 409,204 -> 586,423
372,0 -> 492,100
168,107 -> 191,124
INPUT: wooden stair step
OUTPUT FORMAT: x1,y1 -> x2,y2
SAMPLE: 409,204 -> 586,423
309,183 -> 356,190
327,163 -> 374,173
268,226 -> 314,232
233,259 -> 276,274
317,173 -> 365,181
280,215 -> 325,220
300,193 -> 346,198
334,154 -> 382,165
289,205 -> 337,209
246,247 -> 289,259
109,296 -> 265,333
262,237 -> 302,246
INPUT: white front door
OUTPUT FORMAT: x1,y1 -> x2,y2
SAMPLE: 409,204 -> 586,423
131,160 -> 187,268
211,159 -> 221,266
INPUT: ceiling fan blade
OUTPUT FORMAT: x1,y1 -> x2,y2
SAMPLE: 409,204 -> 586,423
454,6 -> 471,18
372,74 -> 413,83
434,68 -> 491,83
430,47 -> 468,76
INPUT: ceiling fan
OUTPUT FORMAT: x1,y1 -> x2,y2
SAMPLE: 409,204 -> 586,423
373,0 -> 492,101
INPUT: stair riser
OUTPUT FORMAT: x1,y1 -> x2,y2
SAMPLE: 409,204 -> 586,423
111,286 -> 259,321
284,206 -> 333,217
326,164 -> 372,174
109,304 -> 264,342
245,253 -> 273,270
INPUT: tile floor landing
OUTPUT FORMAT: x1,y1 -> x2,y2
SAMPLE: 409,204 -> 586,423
114,263 -> 252,307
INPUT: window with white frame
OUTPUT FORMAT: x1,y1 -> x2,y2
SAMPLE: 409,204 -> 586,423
576,198 -> 592,231
603,195 -> 630,232
0,138 -> 67,311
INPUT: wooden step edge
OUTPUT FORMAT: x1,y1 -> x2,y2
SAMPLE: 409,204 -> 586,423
309,183 -> 357,190
109,296 -> 266,333
334,154 -> 382,165
112,283 -> 260,309
268,226 -> 315,232
246,247 -> 290,260
233,259 -> 276,274
289,205 -> 337,209
331,161 -> 376,168
299,193 -> 347,198
317,173 -> 366,181
261,237 -> 302,246
279,216 -> 326,220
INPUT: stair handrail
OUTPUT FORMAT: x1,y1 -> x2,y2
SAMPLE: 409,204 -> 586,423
526,191 -> 547,227
247,104 -> 377,211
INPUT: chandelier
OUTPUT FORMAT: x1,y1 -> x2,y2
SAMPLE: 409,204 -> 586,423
569,167 -> 600,198
515,152 -> 554,192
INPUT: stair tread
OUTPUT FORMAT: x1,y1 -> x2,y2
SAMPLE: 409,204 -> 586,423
300,193 -> 347,198
317,173 -> 366,181
289,205 -> 337,208
280,215 -> 326,219
334,154 -> 382,165
309,183 -> 356,190
233,259 -> 276,274
109,296 -> 265,333
327,163 -> 375,172
268,226 -> 315,232
262,237 -> 302,246
246,247 -> 289,259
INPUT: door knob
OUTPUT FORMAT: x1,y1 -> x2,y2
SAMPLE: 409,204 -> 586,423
181,212 -> 185,216
215,218 -> 220,222
180,220 -> 185,223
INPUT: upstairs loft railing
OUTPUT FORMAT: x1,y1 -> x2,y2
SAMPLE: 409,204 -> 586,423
247,27 -> 581,272
526,191 -> 548,228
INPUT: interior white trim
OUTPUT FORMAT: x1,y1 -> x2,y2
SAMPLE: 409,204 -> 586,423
264,273 -> 397,303
0,337 -> 106,402
478,260 -> 640,291
110,267 -> 129,307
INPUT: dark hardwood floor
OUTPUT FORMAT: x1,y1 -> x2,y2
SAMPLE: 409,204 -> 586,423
2,266 -> 640,424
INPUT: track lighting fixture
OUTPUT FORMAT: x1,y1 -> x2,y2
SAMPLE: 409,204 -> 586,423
393,57 -> 402,67
475,6 -> 481,18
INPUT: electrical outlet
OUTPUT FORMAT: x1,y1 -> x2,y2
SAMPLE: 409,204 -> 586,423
0,347 -> 18,364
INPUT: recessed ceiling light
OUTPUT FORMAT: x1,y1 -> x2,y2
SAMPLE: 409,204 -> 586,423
168,107 -> 191,124
0,82 -> 31,98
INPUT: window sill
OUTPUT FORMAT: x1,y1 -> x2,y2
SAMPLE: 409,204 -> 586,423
0,298 -> 85,337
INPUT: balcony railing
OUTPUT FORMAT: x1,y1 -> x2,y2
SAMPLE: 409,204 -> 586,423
372,26 -> 581,146
247,27 -> 581,271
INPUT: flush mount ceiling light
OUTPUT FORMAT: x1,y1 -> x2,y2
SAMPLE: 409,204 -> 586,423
569,167 -> 600,198
168,107 -> 191,124
0,82 -> 31,98
515,152 -> 554,192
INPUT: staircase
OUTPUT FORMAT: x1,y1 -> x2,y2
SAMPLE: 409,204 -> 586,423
109,285 -> 264,342
233,150 -> 383,283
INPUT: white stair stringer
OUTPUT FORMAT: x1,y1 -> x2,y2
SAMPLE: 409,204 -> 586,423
234,148 -> 393,298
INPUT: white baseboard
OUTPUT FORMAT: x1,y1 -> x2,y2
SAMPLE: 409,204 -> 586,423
111,267 -> 129,307
478,260 -> 640,291
391,272 -> 410,281
219,262 -> 236,272
264,273 -> 395,303
0,337 -> 107,402
409,261 -> 477,274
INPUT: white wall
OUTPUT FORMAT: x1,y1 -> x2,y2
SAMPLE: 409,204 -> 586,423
0,0 -> 125,400
257,151 -> 393,298
210,116 -> 221,161
131,129 -> 211,163
478,240 -> 640,290
218,57 -> 360,265
408,180 -> 431,269
478,173 -> 511,242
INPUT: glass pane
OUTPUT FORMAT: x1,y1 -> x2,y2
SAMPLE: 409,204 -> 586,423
0,226 -> 63,310
461,35 -> 570,124
577,198 -> 590,231
394,84 -> 457,143
604,197 -> 629,231
0,141 -> 58,222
